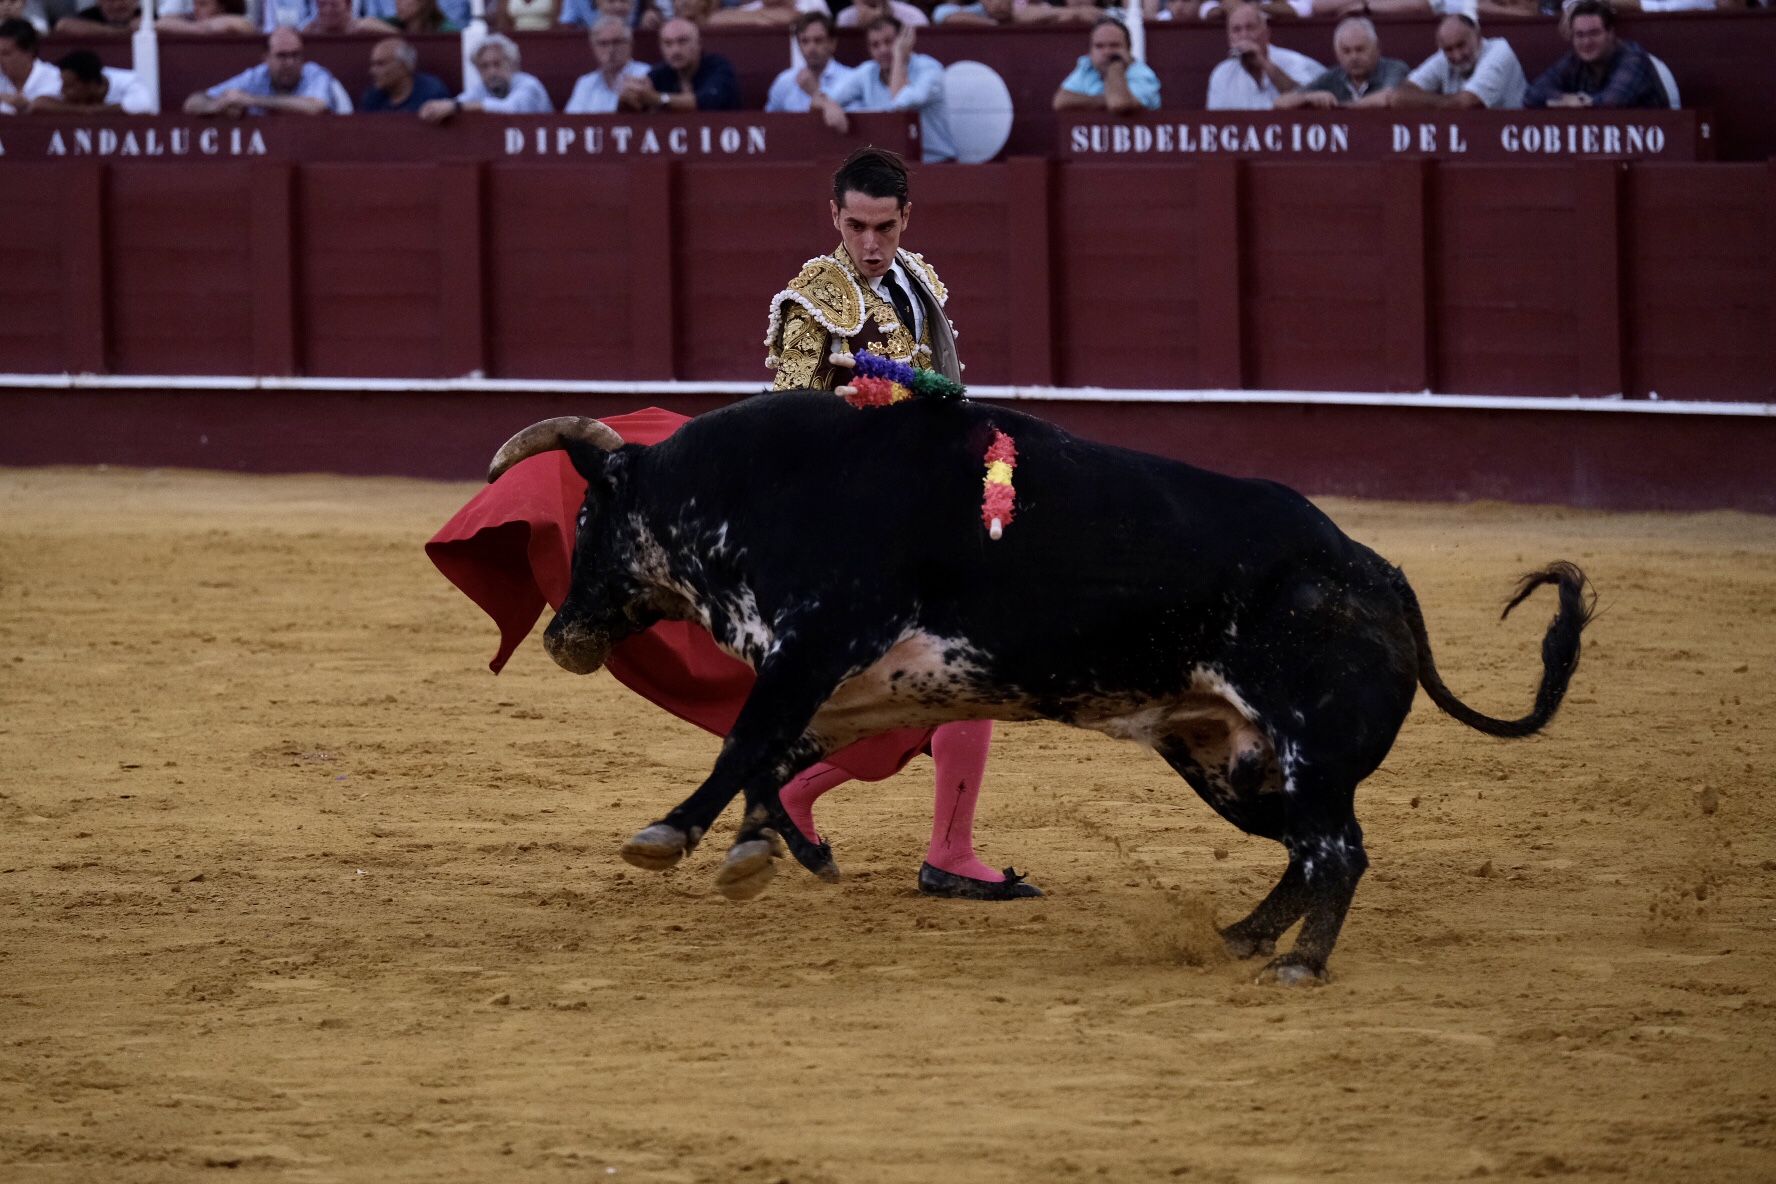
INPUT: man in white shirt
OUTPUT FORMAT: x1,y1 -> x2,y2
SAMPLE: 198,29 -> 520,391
21,49 -> 152,113
1205,3 -> 1324,111
564,16 -> 651,114
419,32 -> 553,122
813,17 -> 956,163
1388,13 -> 1527,109
765,12 -> 853,114
0,17 -> 60,112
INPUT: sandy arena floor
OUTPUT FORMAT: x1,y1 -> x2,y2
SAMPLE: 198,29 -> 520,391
2,465 -> 1774,1183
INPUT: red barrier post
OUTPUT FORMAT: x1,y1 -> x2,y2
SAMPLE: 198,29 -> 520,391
61,162 -> 108,375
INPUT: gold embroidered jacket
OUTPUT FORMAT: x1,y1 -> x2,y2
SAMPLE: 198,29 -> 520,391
764,246 -> 960,392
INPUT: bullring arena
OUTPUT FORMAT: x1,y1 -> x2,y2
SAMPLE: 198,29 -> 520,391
4,3 -> 1776,1181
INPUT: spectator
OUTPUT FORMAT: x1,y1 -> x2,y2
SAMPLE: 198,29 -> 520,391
1032,0 -> 1114,24
28,48 -> 151,112
933,0 -> 1016,26
352,0 -> 470,30
1275,15 -> 1406,107
1205,3 -> 1322,110
564,16 -> 649,112
765,12 -> 853,113
382,0 -> 461,33
1526,0 -> 1668,108
0,0 -> 50,37
420,31 -> 552,119
361,36 -> 451,112
184,28 -> 353,115
157,0 -> 256,33
622,16 -> 739,110
303,0 -> 396,35
53,0 -> 139,36
708,0 -> 798,27
491,0 -> 560,32
815,17 -> 956,163
561,0 -> 675,32
1389,13 -> 1526,108
1053,16 -> 1161,112
837,0 -> 928,28
0,17 -> 58,111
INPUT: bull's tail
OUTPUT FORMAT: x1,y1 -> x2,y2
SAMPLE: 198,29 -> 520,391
1392,561 -> 1596,739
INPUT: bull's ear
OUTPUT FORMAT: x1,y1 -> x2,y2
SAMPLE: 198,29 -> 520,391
563,438 -> 627,490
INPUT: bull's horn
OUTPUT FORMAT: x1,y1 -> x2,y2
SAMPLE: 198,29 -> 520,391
487,417 -> 624,483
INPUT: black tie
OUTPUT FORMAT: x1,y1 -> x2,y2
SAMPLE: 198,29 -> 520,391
881,269 -> 918,340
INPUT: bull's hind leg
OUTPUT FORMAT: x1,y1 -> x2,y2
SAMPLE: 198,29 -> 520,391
1159,741 -> 1368,984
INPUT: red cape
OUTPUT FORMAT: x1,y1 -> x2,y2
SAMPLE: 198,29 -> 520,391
425,407 -> 931,783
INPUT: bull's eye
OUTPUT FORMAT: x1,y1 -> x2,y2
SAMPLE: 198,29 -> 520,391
577,510 -> 588,530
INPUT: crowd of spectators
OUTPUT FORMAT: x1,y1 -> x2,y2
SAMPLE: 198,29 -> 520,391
0,0 -> 1742,123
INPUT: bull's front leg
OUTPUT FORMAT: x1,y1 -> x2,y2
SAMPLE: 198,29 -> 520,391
619,639 -> 875,899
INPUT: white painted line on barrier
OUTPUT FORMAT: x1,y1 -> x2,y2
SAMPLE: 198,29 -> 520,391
2,373 -> 1772,418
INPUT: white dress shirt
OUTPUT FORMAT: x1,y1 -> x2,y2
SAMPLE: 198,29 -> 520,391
1205,46 -> 1324,111
866,257 -> 924,342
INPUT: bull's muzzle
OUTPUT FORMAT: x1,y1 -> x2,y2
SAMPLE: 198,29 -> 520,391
542,615 -> 611,676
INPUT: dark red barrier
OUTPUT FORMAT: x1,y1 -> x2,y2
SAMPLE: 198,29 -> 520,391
3,156 -> 1773,404
41,12 -> 1776,161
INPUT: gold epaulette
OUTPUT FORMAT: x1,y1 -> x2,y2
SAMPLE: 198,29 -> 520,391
763,253 -> 866,360
900,250 -> 947,307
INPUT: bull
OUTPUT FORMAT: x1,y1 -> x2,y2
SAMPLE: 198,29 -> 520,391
487,393 -> 1593,984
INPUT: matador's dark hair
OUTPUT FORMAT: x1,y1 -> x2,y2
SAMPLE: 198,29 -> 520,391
832,146 -> 910,209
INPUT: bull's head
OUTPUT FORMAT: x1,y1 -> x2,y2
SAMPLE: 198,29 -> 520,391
488,417 -> 684,677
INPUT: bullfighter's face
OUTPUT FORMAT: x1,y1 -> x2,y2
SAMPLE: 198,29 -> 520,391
831,190 -> 910,280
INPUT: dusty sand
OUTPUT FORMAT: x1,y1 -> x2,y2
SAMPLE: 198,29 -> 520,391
2,466 -> 1774,1184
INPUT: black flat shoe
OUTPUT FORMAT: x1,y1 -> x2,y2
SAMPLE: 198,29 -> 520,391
917,862 -> 1044,900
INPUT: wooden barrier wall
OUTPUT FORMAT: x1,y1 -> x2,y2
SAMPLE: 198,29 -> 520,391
3,156 -> 1772,402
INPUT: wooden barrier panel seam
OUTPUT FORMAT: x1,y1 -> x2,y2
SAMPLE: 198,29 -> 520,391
249,162 -> 297,378
61,162 -> 107,376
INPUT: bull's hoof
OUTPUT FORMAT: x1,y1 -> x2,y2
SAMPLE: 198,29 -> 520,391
715,838 -> 780,901
1255,953 -> 1329,987
621,823 -> 691,872
1220,927 -> 1278,961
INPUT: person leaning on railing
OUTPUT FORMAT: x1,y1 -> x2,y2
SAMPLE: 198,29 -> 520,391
1526,0 -> 1671,108
1377,11 -> 1526,109
1053,15 -> 1162,112
183,27 -> 353,115
1274,14 -> 1407,108
419,30 -> 554,120
52,0 -> 137,35
0,16 -> 60,109
564,16 -> 652,111
26,47 -> 152,111
156,0 -> 256,33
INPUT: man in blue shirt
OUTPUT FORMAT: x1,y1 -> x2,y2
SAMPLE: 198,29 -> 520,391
1526,0 -> 1668,109
624,17 -> 739,111
1052,16 -> 1161,113
813,17 -> 955,163
360,36 -> 451,113
183,28 -> 352,116
765,12 -> 855,114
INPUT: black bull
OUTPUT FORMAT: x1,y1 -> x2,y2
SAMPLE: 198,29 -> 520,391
487,394 -> 1593,984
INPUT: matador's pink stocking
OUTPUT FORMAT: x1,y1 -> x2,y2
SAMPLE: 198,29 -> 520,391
779,722 -> 1002,881
925,719 -> 1003,882
778,761 -> 852,845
